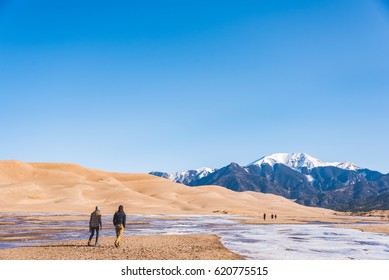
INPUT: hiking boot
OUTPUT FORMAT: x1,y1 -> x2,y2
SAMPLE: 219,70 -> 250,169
95,242 -> 99,247
88,240 -> 91,246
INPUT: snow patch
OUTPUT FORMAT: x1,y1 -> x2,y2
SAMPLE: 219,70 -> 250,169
248,153 -> 361,172
167,167 -> 215,184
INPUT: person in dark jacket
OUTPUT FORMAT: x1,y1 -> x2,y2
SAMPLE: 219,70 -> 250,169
88,206 -> 102,246
113,205 -> 126,248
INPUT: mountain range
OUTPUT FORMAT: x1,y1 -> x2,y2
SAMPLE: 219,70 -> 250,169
150,153 -> 389,211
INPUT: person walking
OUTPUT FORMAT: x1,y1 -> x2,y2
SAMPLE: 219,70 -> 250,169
88,206 -> 102,246
113,205 -> 126,248
263,213 -> 266,221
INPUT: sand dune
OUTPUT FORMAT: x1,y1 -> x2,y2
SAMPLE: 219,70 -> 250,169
0,160 -> 335,221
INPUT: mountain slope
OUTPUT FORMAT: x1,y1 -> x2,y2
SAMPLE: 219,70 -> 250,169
150,153 -> 389,210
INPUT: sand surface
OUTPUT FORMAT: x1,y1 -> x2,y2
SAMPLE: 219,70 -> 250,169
0,234 -> 241,260
0,160 -> 336,221
1,160 -> 388,260
333,224 -> 389,235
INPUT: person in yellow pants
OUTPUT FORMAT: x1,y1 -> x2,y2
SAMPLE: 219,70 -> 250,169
113,205 -> 126,248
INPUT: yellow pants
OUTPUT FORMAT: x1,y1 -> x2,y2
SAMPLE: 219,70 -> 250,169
115,224 -> 124,247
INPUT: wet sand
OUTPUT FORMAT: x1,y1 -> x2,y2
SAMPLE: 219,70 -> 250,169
335,210 -> 389,235
2,212 -> 388,249
0,234 -> 242,260
235,214 -> 389,235
334,224 -> 389,235
1,212 -> 388,260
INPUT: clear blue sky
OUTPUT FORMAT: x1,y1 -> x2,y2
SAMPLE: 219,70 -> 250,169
1,0 -> 389,173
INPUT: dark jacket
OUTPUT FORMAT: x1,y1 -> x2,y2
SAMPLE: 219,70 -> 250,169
113,211 -> 126,228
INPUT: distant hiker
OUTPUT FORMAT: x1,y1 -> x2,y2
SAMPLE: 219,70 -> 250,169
275,214 -> 277,220
263,213 -> 266,221
113,205 -> 126,248
88,206 -> 102,246
271,214 -> 274,220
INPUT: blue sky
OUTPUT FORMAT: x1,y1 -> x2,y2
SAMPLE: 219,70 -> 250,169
1,0 -> 389,173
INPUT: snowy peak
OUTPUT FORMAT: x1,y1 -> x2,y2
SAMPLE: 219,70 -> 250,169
248,153 -> 327,170
151,167 -> 215,185
334,162 -> 360,171
170,167 -> 215,181
151,153 -> 363,187
248,153 -> 361,171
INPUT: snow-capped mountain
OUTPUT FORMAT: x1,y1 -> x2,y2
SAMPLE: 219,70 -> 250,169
150,152 -> 389,211
152,153 -> 362,186
248,152 -> 361,171
150,167 -> 215,185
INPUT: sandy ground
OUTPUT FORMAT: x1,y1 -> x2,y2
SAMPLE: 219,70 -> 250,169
1,160 -> 388,260
0,234 -> 242,260
234,217 -> 389,236
336,210 -> 389,235
236,213 -> 386,225
333,224 -> 389,235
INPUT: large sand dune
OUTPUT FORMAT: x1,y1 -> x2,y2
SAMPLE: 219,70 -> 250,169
0,160 -> 335,220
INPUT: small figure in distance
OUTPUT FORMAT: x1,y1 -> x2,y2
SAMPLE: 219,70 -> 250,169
263,213 -> 266,221
88,206 -> 102,246
113,205 -> 126,248
271,214 -> 274,220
